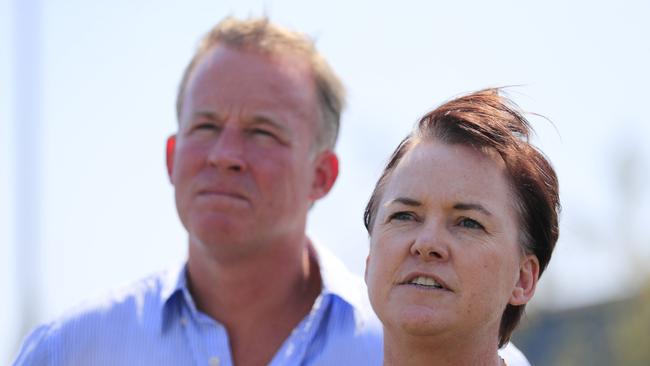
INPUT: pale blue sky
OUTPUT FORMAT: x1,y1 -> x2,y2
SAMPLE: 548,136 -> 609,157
3,0 -> 650,362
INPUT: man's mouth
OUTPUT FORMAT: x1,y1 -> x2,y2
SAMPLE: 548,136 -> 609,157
200,191 -> 242,198
199,189 -> 247,200
197,190 -> 250,206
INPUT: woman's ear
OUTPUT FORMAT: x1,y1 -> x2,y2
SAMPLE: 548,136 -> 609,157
509,254 -> 540,306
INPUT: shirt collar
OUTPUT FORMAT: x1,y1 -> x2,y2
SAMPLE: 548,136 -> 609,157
160,262 -> 185,303
310,240 -> 366,312
159,261 -> 195,333
158,242 -> 369,332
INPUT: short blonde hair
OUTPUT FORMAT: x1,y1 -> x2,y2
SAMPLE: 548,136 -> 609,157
176,17 -> 345,151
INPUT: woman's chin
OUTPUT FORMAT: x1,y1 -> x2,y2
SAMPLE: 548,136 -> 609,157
383,304 -> 455,337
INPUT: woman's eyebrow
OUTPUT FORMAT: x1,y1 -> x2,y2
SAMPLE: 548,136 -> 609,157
453,202 -> 493,216
385,197 -> 421,207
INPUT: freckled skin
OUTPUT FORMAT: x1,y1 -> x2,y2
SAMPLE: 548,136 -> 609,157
366,140 -> 525,344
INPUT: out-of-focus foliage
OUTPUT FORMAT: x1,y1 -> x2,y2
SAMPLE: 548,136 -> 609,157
612,279 -> 650,366
513,278 -> 650,366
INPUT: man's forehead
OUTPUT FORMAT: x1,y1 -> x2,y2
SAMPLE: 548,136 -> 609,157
180,45 -> 319,127
186,48 -> 311,104
192,45 -> 313,81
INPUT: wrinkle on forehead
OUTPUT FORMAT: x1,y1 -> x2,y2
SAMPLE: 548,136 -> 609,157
392,139 -> 518,215
180,46 -> 320,146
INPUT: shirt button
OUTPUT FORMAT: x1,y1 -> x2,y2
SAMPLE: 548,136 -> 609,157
180,316 -> 188,326
208,356 -> 220,366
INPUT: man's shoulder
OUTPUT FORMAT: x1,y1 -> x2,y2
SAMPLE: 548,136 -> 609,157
314,243 -> 377,322
52,267 -> 172,327
306,243 -> 383,365
12,267 -> 180,365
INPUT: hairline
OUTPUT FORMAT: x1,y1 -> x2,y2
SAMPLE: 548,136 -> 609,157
176,43 -> 336,153
367,135 -> 529,244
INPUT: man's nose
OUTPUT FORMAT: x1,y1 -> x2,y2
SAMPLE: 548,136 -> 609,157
206,127 -> 246,172
409,221 -> 450,262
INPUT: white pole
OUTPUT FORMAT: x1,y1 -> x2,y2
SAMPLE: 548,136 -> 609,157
12,0 -> 43,347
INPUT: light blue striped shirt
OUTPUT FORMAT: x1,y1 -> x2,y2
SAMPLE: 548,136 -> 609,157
13,243 -> 530,366
13,245 -> 383,366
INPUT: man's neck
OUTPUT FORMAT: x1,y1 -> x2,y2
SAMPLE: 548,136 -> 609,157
186,236 -> 322,366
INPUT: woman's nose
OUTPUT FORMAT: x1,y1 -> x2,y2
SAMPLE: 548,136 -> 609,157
409,222 -> 450,261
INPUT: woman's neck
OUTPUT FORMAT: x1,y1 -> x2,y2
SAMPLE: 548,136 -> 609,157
382,328 -> 504,366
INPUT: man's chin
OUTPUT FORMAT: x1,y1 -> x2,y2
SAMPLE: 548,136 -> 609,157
188,232 -> 260,262
189,218 -> 250,245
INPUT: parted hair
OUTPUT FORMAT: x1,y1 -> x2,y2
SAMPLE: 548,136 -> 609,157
364,88 -> 560,348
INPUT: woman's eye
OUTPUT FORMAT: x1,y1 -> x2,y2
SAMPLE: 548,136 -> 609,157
458,217 -> 484,230
388,211 -> 416,222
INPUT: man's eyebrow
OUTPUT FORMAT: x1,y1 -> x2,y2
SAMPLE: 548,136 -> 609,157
384,197 -> 422,207
191,110 -> 224,121
453,202 -> 493,216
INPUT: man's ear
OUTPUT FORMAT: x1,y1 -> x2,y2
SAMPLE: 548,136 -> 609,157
166,135 -> 176,183
309,150 -> 339,201
509,254 -> 540,306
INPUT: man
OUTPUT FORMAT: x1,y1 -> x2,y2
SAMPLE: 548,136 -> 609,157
13,17 -> 529,366
13,17 -> 381,366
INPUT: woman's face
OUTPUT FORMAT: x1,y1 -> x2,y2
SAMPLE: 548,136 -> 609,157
365,139 -> 536,341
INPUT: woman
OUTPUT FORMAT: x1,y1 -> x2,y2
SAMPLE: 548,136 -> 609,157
364,89 -> 560,365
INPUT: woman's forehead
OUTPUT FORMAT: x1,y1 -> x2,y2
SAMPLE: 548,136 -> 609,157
383,140 -> 515,208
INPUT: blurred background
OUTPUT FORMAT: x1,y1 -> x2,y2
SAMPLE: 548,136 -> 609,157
2,0 -> 649,364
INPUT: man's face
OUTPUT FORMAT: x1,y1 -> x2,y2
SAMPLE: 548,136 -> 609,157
168,45 -> 334,260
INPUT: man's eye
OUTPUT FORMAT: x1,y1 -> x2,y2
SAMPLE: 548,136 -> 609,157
251,128 -> 275,138
196,123 -> 217,130
189,123 -> 219,133
458,217 -> 484,230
